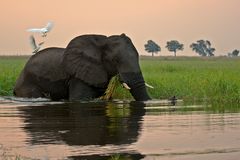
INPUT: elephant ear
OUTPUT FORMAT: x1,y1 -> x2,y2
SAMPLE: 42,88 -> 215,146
63,46 -> 108,88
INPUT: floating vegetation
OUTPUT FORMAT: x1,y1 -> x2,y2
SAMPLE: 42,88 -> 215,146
100,75 -> 121,100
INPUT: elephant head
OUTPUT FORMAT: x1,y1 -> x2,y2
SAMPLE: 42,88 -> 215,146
63,34 -> 151,101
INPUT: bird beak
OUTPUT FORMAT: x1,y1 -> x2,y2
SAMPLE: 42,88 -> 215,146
39,42 -> 45,46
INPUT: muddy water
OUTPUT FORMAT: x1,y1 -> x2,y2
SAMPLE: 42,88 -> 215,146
0,98 -> 240,160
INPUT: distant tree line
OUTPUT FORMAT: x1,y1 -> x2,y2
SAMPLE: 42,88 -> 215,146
144,39 -> 239,57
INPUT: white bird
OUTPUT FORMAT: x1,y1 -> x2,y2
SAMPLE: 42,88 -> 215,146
29,35 -> 44,53
27,22 -> 54,37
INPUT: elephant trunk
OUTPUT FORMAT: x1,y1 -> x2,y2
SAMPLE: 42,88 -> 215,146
120,72 -> 151,101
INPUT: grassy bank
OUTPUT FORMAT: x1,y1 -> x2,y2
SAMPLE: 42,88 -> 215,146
0,56 -> 28,95
114,56 -> 240,104
0,56 -> 240,104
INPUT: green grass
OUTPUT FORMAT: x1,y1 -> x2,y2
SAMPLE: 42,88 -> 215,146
0,56 -> 28,96
113,56 -> 240,104
0,56 -> 240,105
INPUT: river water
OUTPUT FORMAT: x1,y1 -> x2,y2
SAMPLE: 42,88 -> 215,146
0,97 -> 240,160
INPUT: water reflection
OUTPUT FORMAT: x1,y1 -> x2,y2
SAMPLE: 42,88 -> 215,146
1,98 -> 240,160
19,102 -> 146,159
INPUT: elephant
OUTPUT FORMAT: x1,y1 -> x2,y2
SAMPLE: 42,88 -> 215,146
14,34 -> 151,101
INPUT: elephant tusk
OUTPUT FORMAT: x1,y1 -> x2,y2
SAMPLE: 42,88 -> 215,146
122,83 -> 131,90
145,83 -> 154,89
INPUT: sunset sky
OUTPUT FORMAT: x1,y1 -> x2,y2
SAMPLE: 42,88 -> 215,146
0,0 -> 239,56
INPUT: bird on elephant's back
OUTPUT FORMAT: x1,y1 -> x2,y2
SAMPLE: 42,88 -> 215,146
14,34 -> 151,101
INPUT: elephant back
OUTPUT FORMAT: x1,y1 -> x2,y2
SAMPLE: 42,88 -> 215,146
26,47 -> 67,81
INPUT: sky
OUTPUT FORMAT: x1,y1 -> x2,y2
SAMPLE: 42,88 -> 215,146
0,0 -> 239,56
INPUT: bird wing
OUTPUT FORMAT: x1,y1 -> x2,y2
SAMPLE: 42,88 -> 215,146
45,22 -> 54,32
29,35 -> 37,50
27,28 -> 43,33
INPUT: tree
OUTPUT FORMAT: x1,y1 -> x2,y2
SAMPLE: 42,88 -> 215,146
166,40 -> 184,57
228,49 -> 239,57
232,49 -> 239,56
190,40 -> 215,56
144,40 -> 161,56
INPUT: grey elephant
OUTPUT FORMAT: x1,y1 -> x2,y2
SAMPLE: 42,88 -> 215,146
14,34 -> 151,101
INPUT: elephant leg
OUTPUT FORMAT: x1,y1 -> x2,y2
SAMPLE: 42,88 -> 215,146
69,78 -> 101,101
